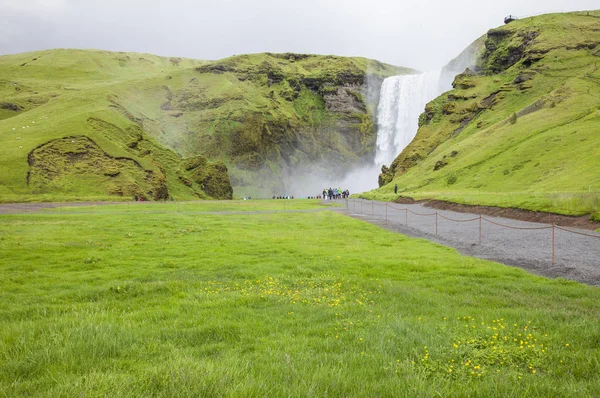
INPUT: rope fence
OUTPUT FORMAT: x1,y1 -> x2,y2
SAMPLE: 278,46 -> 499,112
481,217 -> 553,230
555,225 -> 600,239
437,214 -> 480,223
347,199 -> 600,265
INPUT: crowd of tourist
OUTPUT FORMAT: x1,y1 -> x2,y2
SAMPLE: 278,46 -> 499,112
322,187 -> 349,200
270,187 -> 350,200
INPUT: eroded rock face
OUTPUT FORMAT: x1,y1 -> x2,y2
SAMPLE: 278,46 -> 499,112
179,155 -> 233,199
179,54 -> 408,193
323,84 -> 366,114
0,102 -> 21,112
481,28 -> 540,74
27,136 -> 168,200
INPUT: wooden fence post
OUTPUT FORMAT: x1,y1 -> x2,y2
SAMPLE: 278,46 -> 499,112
552,224 -> 556,264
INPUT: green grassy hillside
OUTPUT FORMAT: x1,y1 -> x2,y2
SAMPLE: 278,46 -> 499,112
0,50 -> 409,201
371,11 -> 600,220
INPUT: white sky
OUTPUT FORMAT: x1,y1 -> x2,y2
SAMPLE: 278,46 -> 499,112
0,0 -> 598,70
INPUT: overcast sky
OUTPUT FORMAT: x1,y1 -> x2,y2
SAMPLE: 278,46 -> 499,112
1,0 -> 598,71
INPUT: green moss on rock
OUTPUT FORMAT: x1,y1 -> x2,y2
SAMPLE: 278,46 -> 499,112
27,136 -> 164,199
180,156 -> 233,199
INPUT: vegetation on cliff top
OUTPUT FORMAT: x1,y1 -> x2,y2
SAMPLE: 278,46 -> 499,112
371,10 -> 600,220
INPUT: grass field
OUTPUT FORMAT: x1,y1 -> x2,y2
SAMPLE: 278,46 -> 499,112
1,202 -> 599,397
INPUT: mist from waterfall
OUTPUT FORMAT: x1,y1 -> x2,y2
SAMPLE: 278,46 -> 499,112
374,70 -> 447,167
280,71 -> 453,197
278,44 -> 477,197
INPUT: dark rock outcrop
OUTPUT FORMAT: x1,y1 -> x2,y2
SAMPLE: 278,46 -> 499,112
0,102 -> 21,112
181,155 -> 233,199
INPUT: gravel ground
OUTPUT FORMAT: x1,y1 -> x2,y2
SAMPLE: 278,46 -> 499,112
0,201 -> 124,213
342,199 -> 600,286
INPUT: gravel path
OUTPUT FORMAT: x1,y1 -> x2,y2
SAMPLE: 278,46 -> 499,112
342,199 -> 600,286
0,201 -> 124,213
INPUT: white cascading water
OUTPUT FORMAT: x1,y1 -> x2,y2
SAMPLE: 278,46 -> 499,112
374,70 -> 448,167
280,66 -> 467,196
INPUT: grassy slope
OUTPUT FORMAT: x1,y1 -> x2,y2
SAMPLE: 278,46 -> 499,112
1,204 -> 599,396
367,11 -> 600,219
0,50 -> 221,201
0,50 -> 409,201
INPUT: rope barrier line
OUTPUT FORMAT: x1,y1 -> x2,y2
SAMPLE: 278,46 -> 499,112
350,200 -> 597,236
387,204 -> 408,211
437,214 -> 480,223
481,217 -> 554,230
555,225 -> 600,239
407,209 -> 437,217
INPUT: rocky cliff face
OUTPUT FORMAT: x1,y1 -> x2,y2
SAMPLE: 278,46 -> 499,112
121,53 -> 411,196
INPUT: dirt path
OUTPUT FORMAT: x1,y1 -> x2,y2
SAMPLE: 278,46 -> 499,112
0,201 -> 124,214
342,199 -> 600,286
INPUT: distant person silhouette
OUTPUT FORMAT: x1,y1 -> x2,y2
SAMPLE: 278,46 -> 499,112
394,184 -> 398,194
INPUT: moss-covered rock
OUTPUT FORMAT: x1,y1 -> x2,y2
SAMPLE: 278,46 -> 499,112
378,165 -> 394,187
26,136 -> 162,199
179,156 -> 233,199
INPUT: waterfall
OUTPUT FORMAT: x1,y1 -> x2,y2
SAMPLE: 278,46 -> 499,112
374,70 -> 449,167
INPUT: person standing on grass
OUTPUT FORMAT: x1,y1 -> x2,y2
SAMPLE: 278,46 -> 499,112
394,184 -> 398,194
